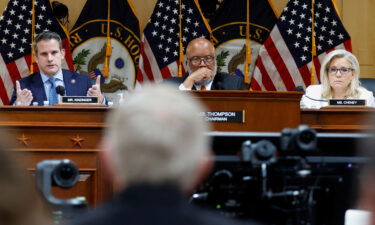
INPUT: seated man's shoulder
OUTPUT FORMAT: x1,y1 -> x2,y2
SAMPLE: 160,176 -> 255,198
215,73 -> 245,90
62,69 -> 89,78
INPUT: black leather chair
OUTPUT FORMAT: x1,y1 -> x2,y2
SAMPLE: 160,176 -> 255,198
360,78 -> 375,95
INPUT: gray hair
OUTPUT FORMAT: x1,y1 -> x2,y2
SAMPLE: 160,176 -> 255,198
104,84 -> 211,188
33,31 -> 63,54
320,49 -> 361,99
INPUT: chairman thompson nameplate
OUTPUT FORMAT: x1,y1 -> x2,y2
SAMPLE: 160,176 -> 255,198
61,96 -> 99,104
329,99 -> 366,106
200,111 -> 245,123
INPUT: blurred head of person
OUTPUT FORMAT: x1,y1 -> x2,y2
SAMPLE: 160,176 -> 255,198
320,49 -> 361,99
0,130 -> 49,225
103,84 -> 212,193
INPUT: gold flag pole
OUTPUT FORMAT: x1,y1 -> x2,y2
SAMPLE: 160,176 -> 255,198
178,0 -> 184,77
30,0 -> 36,74
103,0 -> 112,78
310,0 -> 316,85
245,0 -> 251,86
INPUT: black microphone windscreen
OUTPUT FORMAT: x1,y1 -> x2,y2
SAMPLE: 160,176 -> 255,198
56,86 -> 66,96
295,86 -> 304,92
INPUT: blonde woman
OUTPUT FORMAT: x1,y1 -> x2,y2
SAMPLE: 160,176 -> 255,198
300,50 -> 374,109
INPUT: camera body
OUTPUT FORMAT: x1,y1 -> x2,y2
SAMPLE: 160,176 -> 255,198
241,139 -> 277,166
36,159 -> 87,223
280,125 -> 317,154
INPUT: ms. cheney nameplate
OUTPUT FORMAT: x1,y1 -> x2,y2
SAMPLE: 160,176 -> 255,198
329,99 -> 366,106
200,111 -> 245,123
61,96 -> 99,104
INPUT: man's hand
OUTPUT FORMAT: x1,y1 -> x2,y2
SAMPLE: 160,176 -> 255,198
15,81 -> 33,106
182,67 -> 214,89
87,75 -> 104,103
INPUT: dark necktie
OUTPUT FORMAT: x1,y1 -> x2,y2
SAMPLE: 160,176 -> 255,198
201,85 -> 206,91
48,77 -> 58,105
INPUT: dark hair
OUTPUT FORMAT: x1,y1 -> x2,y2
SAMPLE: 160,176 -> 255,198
33,31 -> 63,54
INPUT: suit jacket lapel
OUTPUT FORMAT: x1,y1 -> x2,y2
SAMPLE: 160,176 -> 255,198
31,73 -> 47,105
63,70 -> 76,96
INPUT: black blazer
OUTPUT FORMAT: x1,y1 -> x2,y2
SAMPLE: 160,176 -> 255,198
9,69 -> 93,106
164,72 -> 245,90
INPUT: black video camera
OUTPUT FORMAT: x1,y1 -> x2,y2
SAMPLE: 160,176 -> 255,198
36,159 -> 87,223
280,125 -> 317,154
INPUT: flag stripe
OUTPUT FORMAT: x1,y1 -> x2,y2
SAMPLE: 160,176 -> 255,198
15,57 -> 30,78
264,37 -> 296,90
160,66 -> 173,80
298,64 -> 312,87
137,0 -> 211,83
62,39 -> 74,70
313,57 -> 322,83
6,62 -> 22,83
167,62 -> 178,78
143,37 -> 163,82
258,48 -> 287,91
255,55 -> 276,90
271,27 -> 306,88
0,55 -> 14,101
343,39 -> 352,52
139,43 -> 154,82
0,78 -> 9,105
251,0 -> 352,91
250,71 -> 262,90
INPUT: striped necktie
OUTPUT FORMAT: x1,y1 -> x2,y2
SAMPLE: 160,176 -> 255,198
48,77 -> 58,105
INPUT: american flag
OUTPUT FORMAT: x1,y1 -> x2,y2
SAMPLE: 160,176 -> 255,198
0,0 -> 73,105
137,0 -> 211,83
251,0 -> 351,91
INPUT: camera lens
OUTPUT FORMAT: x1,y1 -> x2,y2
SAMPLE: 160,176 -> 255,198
299,130 -> 315,144
52,160 -> 79,189
296,126 -> 317,152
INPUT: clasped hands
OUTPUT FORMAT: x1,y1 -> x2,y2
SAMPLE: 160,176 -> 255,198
182,67 -> 214,89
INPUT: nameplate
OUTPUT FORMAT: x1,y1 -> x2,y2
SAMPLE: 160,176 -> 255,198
200,111 -> 245,123
329,99 -> 366,106
61,96 -> 99,104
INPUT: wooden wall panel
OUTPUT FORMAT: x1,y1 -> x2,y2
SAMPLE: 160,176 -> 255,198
341,0 -> 375,78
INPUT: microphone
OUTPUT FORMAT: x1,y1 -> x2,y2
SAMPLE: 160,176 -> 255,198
295,86 -> 304,92
303,94 -> 328,102
56,86 -> 65,96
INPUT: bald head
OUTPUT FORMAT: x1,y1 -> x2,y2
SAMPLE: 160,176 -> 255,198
185,38 -> 216,80
186,38 -> 215,58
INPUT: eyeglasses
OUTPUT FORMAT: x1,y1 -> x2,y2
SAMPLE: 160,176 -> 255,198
328,67 -> 354,75
189,56 -> 215,66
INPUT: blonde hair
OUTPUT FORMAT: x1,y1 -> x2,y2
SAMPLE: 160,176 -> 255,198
104,84 -> 211,189
320,49 -> 361,99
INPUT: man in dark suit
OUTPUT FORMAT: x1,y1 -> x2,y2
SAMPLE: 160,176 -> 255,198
165,38 -> 244,90
9,31 -> 103,106
71,85 -> 259,225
